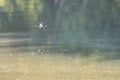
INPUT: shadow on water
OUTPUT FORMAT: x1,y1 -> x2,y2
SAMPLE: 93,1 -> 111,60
0,32 -> 120,60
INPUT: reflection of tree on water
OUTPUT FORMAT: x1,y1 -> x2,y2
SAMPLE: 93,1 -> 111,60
0,0 -> 120,55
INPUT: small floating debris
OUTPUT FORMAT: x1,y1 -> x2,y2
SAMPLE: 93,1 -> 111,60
35,22 -> 47,30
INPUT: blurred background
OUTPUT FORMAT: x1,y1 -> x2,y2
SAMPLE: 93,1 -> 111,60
0,0 -> 120,57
